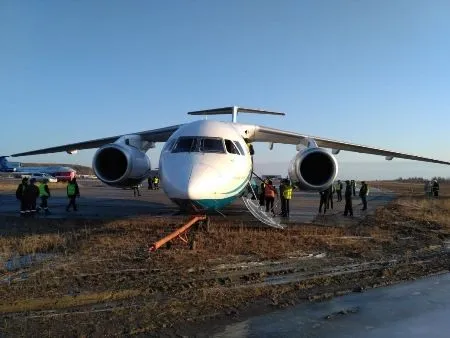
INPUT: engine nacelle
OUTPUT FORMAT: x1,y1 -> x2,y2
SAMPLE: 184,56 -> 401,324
92,143 -> 151,188
288,148 -> 338,191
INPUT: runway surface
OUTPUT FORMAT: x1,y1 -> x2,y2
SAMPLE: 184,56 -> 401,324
211,273 -> 450,338
0,179 -> 396,224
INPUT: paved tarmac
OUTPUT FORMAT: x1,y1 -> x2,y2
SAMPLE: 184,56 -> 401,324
0,179 -> 395,224
211,273 -> 450,338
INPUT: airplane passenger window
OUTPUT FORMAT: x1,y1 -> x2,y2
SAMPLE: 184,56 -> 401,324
225,139 -> 239,155
200,138 -> 225,153
172,137 -> 197,153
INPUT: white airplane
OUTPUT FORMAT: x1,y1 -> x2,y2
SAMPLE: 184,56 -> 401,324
10,106 -> 450,221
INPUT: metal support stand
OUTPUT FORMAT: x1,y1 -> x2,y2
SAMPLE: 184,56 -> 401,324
148,215 -> 207,252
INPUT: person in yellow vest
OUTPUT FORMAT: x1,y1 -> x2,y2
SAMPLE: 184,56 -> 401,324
38,178 -> 51,215
153,175 -> 160,190
66,178 -> 80,212
282,179 -> 293,217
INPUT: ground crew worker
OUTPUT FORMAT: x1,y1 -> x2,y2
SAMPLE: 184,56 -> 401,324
259,181 -> 266,206
327,184 -> 334,210
66,178 -> 80,211
351,180 -> 356,196
153,175 -> 160,190
38,178 -> 51,215
244,138 -> 255,156
148,176 -> 153,190
23,178 -> 40,216
133,184 -> 141,197
344,180 -> 353,216
318,188 -> 330,214
282,179 -> 293,217
279,179 -> 286,216
432,179 -> 440,198
359,181 -> 369,211
335,180 -> 343,202
15,177 -> 28,216
264,179 -> 277,214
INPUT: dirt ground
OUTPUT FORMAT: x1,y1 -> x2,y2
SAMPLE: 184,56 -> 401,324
1,181 -> 450,337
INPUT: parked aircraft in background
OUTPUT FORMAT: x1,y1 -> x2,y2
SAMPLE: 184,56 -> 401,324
10,106 -> 450,225
0,156 -> 76,181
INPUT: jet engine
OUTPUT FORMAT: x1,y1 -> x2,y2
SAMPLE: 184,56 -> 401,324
93,143 -> 151,188
288,147 -> 338,191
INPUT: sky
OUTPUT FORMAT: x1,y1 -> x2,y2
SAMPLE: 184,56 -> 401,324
1,0 -> 450,179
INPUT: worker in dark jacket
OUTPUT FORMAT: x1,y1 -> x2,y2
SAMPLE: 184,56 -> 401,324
319,188 -> 330,214
335,180 -> 343,202
23,178 -> 40,216
279,179 -> 286,217
432,180 -> 440,198
359,181 -> 369,211
344,180 -> 353,216
66,178 -> 80,211
327,184 -> 334,210
351,180 -> 356,196
259,181 -> 266,207
15,177 -> 29,216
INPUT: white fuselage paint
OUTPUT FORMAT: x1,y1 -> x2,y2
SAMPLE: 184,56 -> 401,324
159,120 -> 253,211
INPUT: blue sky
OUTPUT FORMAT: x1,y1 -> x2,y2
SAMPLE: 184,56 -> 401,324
1,0 -> 450,179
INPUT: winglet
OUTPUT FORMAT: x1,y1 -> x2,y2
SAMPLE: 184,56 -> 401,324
187,106 -> 285,123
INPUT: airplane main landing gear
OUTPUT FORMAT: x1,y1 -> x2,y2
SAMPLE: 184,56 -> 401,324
148,215 -> 207,252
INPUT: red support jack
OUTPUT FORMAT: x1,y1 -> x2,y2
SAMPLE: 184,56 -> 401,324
148,215 -> 207,252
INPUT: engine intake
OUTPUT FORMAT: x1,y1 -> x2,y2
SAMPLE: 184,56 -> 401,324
93,143 -> 151,187
288,148 -> 338,191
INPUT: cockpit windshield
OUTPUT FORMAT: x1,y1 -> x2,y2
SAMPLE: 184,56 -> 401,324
172,137 -> 225,153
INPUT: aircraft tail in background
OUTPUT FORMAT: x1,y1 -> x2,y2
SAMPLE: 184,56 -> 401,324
0,156 -> 14,172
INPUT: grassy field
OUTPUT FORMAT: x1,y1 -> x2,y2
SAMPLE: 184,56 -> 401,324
0,181 -> 450,336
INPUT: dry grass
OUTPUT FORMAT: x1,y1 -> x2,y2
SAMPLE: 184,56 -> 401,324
0,233 -> 69,256
0,289 -> 141,313
0,181 -> 68,191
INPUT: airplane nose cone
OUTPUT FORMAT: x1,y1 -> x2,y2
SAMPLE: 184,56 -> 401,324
187,163 -> 221,200
160,155 -> 193,198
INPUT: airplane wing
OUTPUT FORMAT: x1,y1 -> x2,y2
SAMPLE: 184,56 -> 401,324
11,125 -> 182,157
252,125 -> 450,165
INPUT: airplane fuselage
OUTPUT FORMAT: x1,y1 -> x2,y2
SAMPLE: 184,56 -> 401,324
159,120 -> 253,212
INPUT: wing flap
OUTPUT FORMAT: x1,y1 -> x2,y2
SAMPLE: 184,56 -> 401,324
253,126 -> 450,165
11,125 -> 181,157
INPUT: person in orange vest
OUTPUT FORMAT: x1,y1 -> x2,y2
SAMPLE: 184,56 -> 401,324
264,179 -> 277,214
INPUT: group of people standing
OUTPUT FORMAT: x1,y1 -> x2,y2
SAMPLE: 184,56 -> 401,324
319,180 -> 369,217
15,177 -> 80,216
424,179 -> 440,198
257,178 -> 293,217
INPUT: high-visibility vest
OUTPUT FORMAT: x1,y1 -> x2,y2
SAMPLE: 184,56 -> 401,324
283,186 -> 293,200
67,183 -> 76,196
39,183 -> 49,197
264,185 -> 275,198
154,177 -> 159,184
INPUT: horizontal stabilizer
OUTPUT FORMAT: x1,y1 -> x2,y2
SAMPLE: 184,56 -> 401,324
188,106 -> 285,122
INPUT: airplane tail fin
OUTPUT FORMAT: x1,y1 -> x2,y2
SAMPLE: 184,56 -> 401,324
187,106 -> 285,123
0,156 -> 9,170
